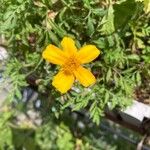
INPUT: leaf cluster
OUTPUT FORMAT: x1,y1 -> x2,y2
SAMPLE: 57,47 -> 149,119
0,0 -> 150,131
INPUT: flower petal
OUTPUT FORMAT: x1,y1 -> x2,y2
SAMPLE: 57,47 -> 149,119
61,37 -> 77,55
52,70 -> 74,93
42,44 -> 67,65
74,66 -> 96,87
77,45 -> 100,64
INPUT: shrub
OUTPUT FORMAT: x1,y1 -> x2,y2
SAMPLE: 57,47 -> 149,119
0,0 -> 149,149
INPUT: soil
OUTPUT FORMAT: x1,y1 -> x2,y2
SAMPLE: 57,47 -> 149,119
134,86 -> 150,105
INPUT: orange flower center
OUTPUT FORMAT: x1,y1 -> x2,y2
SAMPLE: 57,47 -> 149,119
63,56 -> 80,74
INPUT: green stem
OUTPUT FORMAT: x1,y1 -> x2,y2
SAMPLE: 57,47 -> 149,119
26,58 -> 43,76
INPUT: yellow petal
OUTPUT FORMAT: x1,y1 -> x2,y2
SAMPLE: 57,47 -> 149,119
52,70 -> 74,93
77,45 -> 100,64
42,44 -> 67,65
61,37 -> 77,56
74,66 -> 96,87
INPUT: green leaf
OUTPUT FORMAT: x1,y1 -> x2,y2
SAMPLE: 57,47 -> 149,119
15,89 -> 22,100
47,30 -> 59,45
47,19 -> 66,38
127,54 -> 140,61
135,0 -> 150,17
17,0 -> 24,3
144,0 -> 150,13
106,68 -> 112,82
114,0 -> 138,30
90,102 -> 102,125
86,17 -> 94,36
100,5 -> 115,35
107,36 -> 115,47
104,91 -> 110,104
3,11 -> 13,20
93,38 -> 107,49
136,72 -> 141,85
136,38 -> 145,48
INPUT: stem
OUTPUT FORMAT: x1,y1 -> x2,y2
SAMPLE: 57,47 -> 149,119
26,58 -> 43,76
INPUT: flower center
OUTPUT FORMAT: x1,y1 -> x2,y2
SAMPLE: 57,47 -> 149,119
63,56 -> 80,74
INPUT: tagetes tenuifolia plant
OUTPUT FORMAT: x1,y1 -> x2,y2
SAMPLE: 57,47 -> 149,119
42,37 -> 100,93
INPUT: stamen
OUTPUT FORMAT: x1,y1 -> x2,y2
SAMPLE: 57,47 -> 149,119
63,56 -> 80,74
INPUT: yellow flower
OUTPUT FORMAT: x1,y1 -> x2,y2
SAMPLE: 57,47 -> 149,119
42,37 -> 100,93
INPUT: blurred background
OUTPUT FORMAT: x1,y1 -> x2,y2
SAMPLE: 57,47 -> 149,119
0,0 -> 150,149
